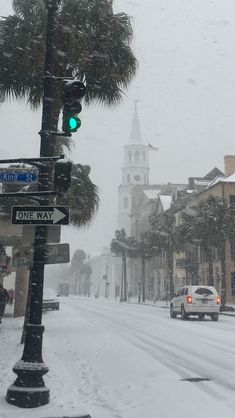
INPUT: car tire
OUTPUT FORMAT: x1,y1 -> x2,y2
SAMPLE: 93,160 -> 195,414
211,313 -> 219,321
170,304 -> 177,318
198,314 -> 205,320
181,304 -> 188,320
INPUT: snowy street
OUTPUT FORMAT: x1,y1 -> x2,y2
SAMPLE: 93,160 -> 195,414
1,297 -> 235,418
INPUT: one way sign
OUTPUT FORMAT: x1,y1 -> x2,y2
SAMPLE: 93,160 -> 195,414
12,206 -> 69,226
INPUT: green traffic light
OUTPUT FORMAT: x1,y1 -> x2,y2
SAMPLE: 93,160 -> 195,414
69,116 -> 81,131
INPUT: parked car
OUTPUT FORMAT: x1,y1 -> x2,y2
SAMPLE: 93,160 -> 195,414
170,285 -> 221,321
43,288 -> 60,311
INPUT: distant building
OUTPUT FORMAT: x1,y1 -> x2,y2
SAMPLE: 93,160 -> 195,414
88,247 -> 121,299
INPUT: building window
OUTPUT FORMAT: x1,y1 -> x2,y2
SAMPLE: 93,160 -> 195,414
127,174 -> 130,183
231,242 -> 235,261
143,152 -> 146,162
230,195 -> 235,207
134,174 -> 140,182
231,272 -> 235,296
135,150 -> 140,162
128,151 -> 132,163
123,197 -> 128,209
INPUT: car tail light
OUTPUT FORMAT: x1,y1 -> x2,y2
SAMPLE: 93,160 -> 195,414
216,296 -> 221,305
187,296 -> 192,304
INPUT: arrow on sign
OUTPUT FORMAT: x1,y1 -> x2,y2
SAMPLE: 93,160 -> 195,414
12,206 -> 69,226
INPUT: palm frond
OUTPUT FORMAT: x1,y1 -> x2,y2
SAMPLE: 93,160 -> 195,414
58,163 -> 99,227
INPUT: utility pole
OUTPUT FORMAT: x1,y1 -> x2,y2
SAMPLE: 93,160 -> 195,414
6,0 -> 60,407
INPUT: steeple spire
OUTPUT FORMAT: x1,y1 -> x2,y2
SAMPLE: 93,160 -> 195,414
129,100 -> 143,144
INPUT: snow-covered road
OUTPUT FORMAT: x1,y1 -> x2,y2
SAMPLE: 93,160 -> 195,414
1,297 -> 235,418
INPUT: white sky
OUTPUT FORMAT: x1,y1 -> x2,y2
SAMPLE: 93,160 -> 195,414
1,0 -> 235,256
1,297 -> 235,418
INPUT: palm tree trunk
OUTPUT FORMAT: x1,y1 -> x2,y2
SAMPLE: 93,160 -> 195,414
220,243 -> 226,304
207,248 -> 214,286
142,255 -> 146,302
123,253 -> 127,301
167,249 -> 174,298
120,253 -> 127,302
120,256 -> 124,302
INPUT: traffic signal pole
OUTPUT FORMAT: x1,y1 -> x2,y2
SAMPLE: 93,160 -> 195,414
6,0 -> 60,408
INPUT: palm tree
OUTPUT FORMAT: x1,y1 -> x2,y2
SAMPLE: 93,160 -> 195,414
125,233 -> 154,303
111,229 -> 130,302
70,248 -> 86,294
58,163 -> 99,227
80,263 -> 92,296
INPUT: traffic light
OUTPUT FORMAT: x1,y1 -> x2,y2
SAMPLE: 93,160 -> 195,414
62,80 -> 86,134
54,160 -> 72,194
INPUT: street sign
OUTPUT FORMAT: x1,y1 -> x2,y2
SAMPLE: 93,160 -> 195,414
0,168 -> 38,184
12,206 -> 69,225
39,243 -> 70,264
22,225 -> 61,244
12,243 -> 70,266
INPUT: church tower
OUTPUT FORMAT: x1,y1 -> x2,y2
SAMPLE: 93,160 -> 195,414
117,102 -> 149,235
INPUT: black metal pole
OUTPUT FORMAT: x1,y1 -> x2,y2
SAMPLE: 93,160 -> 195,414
6,0 -> 60,408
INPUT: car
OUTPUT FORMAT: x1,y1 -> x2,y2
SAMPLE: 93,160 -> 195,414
170,285 -> 221,321
57,281 -> 69,296
43,288 -> 60,311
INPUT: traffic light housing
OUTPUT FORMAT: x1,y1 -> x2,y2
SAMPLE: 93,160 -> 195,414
62,80 -> 86,134
54,160 -> 72,194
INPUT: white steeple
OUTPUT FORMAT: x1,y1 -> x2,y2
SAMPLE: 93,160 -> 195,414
117,102 -> 150,234
129,100 -> 143,144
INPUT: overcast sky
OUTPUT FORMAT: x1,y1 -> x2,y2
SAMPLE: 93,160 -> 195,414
1,0 -> 235,257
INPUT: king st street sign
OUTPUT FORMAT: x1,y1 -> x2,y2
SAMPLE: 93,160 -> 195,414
0,168 -> 38,184
12,206 -> 69,225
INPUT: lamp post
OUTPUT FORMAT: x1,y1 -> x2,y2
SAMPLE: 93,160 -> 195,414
6,0 -> 59,407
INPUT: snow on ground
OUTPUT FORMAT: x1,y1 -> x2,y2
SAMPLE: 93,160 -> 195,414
1,297 -> 235,418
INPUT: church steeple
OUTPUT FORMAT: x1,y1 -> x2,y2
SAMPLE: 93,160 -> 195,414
117,102 -> 150,234
129,100 -> 143,144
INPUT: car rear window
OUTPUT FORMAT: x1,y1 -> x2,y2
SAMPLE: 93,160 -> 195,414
194,287 -> 213,296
